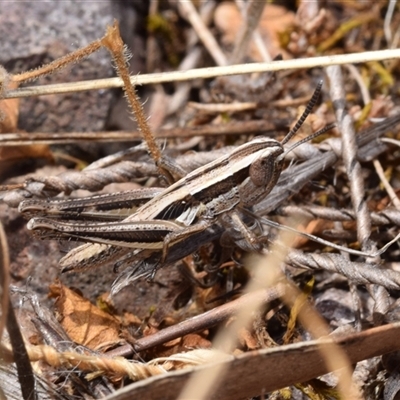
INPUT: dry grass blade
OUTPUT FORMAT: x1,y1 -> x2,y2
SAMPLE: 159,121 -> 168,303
0,225 -> 36,400
102,322 -> 400,400
3,49 -> 400,99
373,158 -> 400,210
277,205 -> 400,227
229,0 -> 266,64
0,221 -> 9,343
286,250 -> 400,289
327,66 -> 373,250
3,302 -> 36,400
177,0 -> 227,66
0,120 -> 277,145
177,220 -> 357,400
327,65 -> 390,323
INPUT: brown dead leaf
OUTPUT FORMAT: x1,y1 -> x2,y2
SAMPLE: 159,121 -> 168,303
0,71 -> 53,168
0,74 -> 19,133
143,325 -> 211,359
289,219 -> 333,248
237,327 -> 258,350
49,280 -> 121,351
162,337 -> 182,349
0,143 -> 54,182
0,97 -> 19,133
153,332 -> 211,358
0,144 -> 53,164
181,333 -> 211,350
373,188 -> 400,211
119,311 -> 142,328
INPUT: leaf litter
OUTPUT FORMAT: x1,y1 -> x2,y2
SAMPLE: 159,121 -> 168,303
2,1 -> 400,399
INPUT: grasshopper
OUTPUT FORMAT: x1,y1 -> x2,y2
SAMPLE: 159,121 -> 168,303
10,21 -> 333,289
21,81 -> 334,283
20,188 -> 163,221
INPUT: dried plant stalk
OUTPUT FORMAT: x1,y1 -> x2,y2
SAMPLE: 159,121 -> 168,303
4,49 -> 400,100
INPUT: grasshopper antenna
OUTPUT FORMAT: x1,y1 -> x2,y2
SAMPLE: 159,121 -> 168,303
282,122 -> 335,157
278,79 -> 335,158
281,80 -> 324,146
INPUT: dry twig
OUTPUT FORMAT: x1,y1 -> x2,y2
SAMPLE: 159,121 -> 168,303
4,49 -> 400,100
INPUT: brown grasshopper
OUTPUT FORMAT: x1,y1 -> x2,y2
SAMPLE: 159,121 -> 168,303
21,82 -> 334,279
10,22 -> 334,291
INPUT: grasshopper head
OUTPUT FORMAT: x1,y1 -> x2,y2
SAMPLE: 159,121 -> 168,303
249,144 -> 284,190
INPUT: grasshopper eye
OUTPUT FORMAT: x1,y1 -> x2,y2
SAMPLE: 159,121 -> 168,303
249,152 -> 284,187
250,155 -> 275,186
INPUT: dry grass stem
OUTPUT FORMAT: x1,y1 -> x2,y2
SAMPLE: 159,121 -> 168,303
178,0 -> 228,66
188,101 -> 256,113
373,159 -> 400,210
3,48 -> 400,100
384,0 -> 397,45
178,221 -> 357,399
345,64 -> 371,105
177,227 -> 295,400
229,0 -> 266,64
12,39 -> 102,84
0,340 -> 232,383
234,0 -> 271,62
101,22 -> 170,181
0,221 -> 10,343
328,66 -> 373,249
279,204 -> 400,227
327,65 -> 390,322
3,297 -> 36,399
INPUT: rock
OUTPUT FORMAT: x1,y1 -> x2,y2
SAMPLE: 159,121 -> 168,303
0,1 -> 121,133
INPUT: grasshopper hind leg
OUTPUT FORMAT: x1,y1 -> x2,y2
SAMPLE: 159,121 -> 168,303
110,252 -> 164,296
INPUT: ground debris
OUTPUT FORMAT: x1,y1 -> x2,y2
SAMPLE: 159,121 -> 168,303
2,2 -> 400,400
